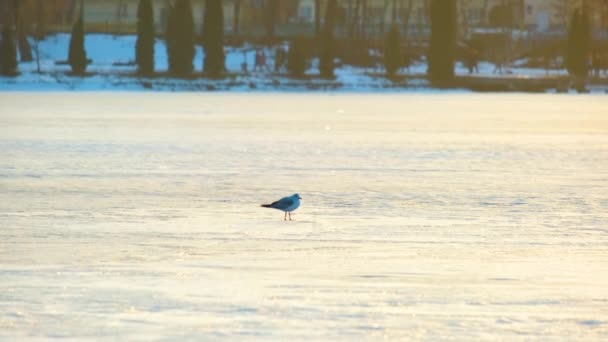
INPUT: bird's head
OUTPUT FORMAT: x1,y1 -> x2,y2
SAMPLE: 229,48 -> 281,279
293,193 -> 302,200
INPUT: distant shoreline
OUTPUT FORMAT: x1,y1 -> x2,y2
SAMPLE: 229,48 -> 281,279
1,33 -> 607,93
2,72 -> 607,93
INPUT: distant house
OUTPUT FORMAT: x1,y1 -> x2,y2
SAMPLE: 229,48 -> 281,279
71,0 -> 303,36
294,0 -> 523,38
77,0 -> 237,34
296,0 -> 314,23
523,0 -> 567,32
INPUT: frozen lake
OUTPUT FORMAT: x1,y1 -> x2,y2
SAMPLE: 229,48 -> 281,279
1,93 -> 607,340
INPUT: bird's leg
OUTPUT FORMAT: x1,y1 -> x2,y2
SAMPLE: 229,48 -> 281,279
289,212 -> 292,221
284,212 -> 287,221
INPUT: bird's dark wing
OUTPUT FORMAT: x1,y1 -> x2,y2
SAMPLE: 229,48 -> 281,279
272,198 -> 294,210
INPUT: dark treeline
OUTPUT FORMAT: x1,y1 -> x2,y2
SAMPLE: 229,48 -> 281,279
0,0 -> 602,90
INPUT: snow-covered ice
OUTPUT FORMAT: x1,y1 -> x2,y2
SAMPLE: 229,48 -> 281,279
1,93 -> 607,340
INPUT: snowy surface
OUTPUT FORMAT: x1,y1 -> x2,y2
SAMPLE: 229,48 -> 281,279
1,93 -> 608,340
1,33 -> 604,92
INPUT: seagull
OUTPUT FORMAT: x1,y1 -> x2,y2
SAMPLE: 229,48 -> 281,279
261,194 -> 302,221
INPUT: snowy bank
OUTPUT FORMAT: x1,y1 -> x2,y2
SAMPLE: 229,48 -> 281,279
0,33 -> 606,93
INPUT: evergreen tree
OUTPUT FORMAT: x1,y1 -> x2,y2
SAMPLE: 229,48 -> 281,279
68,15 -> 87,74
287,37 -> 306,78
168,0 -> 194,76
384,24 -> 401,76
319,0 -> 337,79
136,0 -> 155,75
203,0 -> 225,76
428,0 -> 456,84
0,27 -> 18,76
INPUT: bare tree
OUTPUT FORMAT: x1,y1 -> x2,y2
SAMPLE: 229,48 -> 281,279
361,0 -> 368,39
392,0 -> 397,24
459,0 -> 471,38
587,0 -> 608,31
421,0 -> 431,37
400,0 -> 414,37
482,0 -> 490,26
378,0 -> 391,34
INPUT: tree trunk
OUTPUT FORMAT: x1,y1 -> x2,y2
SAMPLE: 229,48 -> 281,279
36,0 -> 46,39
66,0 -> 78,26
233,0 -> 241,37
203,0 -> 225,75
460,0 -> 469,39
266,0 -> 278,42
14,0 -> 33,62
18,28 -> 33,62
361,0 -> 368,40
320,0 -> 337,78
428,0 -> 456,83
35,0 -> 45,73
136,0 -> 155,75
482,0 -> 490,26
314,0 -> 321,39
380,0 -> 390,34
351,0 -> 360,39
1,26 -> 18,76
401,0 -> 413,37
13,0 -> 18,28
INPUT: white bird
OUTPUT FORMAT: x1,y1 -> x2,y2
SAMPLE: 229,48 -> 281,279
261,193 -> 302,221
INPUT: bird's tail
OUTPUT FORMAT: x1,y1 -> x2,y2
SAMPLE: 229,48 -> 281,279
261,204 -> 272,208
